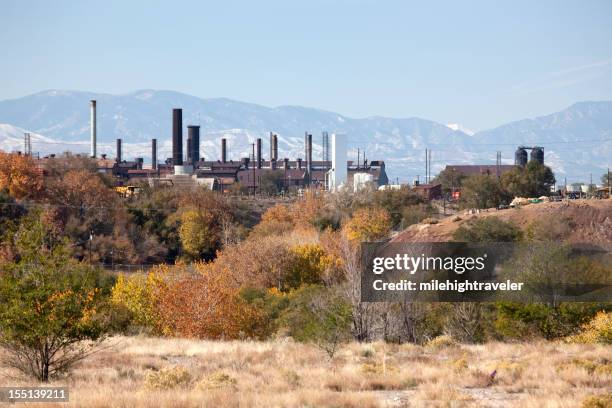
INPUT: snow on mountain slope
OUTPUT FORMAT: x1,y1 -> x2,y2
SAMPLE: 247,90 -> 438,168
0,91 -> 610,183
446,123 -> 475,136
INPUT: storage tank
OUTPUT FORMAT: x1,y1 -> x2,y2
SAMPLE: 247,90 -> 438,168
328,133 -> 347,191
568,183 -> 583,193
515,147 -> 528,166
353,172 -> 374,191
530,147 -> 544,164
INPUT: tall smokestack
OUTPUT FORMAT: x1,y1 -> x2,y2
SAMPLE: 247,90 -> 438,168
221,138 -> 227,163
269,132 -> 274,161
90,100 -> 97,158
116,138 -> 122,163
273,134 -> 278,161
172,108 -> 183,165
306,133 -> 312,185
187,126 -> 200,165
151,139 -> 157,170
186,134 -> 192,165
256,138 -> 262,169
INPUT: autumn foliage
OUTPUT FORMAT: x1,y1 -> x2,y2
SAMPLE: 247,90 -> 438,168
155,264 -> 266,339
0,152 -> 43,199
343,207 -> 392,242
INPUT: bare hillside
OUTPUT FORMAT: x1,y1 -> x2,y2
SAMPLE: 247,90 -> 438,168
392,199 -> 612,244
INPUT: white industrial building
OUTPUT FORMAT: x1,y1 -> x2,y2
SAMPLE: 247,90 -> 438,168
326,133 -> 347,191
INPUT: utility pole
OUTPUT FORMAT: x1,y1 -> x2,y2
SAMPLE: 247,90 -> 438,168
88,231 -> 93,266
428,149 -> 432,183
425,149 -> 428,184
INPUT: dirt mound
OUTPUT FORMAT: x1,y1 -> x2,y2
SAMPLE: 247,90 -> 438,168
392,199 -> 612,244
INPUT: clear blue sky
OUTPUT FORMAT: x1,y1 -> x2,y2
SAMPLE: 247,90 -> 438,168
1,0 -> 612,131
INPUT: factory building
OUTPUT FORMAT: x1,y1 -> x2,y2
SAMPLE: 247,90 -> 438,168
443,164 -> 517,178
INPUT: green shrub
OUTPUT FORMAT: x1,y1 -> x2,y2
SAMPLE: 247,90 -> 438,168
0,215 -> 110,382
453,217 -> 522,243
400,204 -> 433,228
278,285 -> 352,358
495,302 -> 608,340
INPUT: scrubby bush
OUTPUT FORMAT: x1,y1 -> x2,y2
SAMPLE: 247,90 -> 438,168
144,366 -> 192,390
0,216 -> 109,381
372,187 -> 424,227
582,394 -> 612,408
453,217 -> 522,242
401,204 -> 434,228
278,285 -> 352,358
197,371 -> 237,390
565,311 -> 612,344
426,335 -> 457,349
495,302 -> 608,340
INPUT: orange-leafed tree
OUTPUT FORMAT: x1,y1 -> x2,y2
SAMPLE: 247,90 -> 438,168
46,169 -> 115,210
156,264 -> 266,339
0,152 -> 44,199
250,203 -> 295,237
291,189 -> 326,228
210,235 -> 294,289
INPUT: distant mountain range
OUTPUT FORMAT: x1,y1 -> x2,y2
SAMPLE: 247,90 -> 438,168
0,90 -> 610,184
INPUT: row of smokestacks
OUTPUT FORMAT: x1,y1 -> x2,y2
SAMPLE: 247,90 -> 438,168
96,104 -> 319,175
111,107 -> 319,172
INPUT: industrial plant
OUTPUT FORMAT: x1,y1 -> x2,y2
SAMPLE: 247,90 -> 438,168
11,100 -> 604,201
31,102 -> 389,193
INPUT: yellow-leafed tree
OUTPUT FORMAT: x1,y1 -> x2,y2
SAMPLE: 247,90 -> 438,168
179,209 -> 218,259
343,207 -> 392,242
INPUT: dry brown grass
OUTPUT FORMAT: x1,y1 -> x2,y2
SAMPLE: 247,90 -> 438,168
0,336 -> 610,407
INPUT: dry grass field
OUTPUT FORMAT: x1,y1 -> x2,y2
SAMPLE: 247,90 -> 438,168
1,336 -> 610,407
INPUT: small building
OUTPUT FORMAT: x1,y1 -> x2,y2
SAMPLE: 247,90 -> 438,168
412,183 -> 442,200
